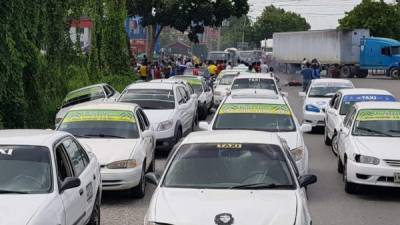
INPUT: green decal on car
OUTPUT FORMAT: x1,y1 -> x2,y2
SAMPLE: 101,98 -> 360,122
219,103 -> 291,115
356,109 -> 400,121
63,110 -> 136,123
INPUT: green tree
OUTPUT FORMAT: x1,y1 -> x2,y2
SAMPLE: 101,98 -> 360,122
220,16 -> 253,50
127,0 -> 249,62
251,5 -> 310,45
339,0 -> 400,40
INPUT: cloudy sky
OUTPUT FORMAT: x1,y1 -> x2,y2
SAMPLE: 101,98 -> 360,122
249,0 -> 396,30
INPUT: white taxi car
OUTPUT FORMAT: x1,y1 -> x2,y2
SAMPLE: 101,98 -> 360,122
169,75 -> 213,120
118,82 -> 196,150
230,72 -> 285,96
144,130 -> 317,225
58,103 -> 155,198
336,102 -> 400,194
324,88 -> 396,151
299,79 -> 354,130
55,83 -> 120,127
213,70 -> 240,106
199,90 -> 311,175
0,130 -> 101,225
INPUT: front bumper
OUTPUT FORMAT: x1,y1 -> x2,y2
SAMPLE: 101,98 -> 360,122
101,167 -> 143,190
347,159 -> 400,187
156,136 -> 176,150
303,111 -> 325,127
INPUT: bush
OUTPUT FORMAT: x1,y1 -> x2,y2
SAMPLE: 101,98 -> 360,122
99,73 -> 137,92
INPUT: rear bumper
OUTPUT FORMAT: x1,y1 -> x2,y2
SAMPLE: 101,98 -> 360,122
303,111 -> 325,127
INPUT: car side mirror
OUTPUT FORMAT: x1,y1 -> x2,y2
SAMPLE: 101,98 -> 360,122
142,130 -> 153,138
198,121 -> 210,131
298,92 -> 306,98
299,175 -> 317,188
281,92 -> 288,97
300,124 -> 312,133
59,177 -> 81,193
145,173 -> 160,186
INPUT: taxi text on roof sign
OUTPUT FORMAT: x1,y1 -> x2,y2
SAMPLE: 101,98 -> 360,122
219,103 -> 291,115
356,109 -> 400,121
343,94 -> 396,103
64,110 -> 136,123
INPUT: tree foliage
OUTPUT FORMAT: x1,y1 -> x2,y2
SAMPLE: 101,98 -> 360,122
220,16 -> 253,50
339,0 -> 400,40
0,0 -> 134,128
127,0 -> 249,60
251,5 -> 310,44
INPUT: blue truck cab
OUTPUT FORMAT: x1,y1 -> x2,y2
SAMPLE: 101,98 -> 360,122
360,37 -> 400,77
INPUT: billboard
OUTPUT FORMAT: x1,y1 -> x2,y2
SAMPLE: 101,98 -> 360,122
125,16 -> 160,55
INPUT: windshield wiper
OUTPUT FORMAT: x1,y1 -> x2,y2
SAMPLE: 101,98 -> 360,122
356,127 -> 393,137
85,134 -> 125,139
229,183 -> 293,190
0,189 -> 29,194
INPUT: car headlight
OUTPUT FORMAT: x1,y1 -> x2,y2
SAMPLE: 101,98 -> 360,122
305,104 -> 320,113
290,147 -> 304,161
355,155 -> 380,165
106,159 -> 138,169
157,120 -> 174,131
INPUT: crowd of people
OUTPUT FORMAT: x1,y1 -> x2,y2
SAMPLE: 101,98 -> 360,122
135,54 -> 272,81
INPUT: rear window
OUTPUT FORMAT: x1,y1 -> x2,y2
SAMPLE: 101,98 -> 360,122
62,86 -> 105,108
0,146 -> 52,194
119,89 -> 175,110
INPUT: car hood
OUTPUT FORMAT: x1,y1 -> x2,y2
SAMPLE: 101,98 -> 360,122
56,98 -> 106,119
78,138 -> 138,165
144,109 -> 174,125
305,97 -> 330,109
0,194 -> 50,225
353,137 -> 400,159
278,132 -> 300,149
152,188 -> 297,225
215,85 -> 231,93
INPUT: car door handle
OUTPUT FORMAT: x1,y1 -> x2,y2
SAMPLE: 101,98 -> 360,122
79,189 -> 84,196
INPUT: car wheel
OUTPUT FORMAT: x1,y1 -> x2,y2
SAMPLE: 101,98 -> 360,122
148,152 -> 155,173
343,160 -> 358,194
87,193 -> 101,225
175,127 -> 183,144
324,126 -> 332,146
390,68 -> 400,80
331,134 -> 338,156
130,163 -> 146,198
337,156 -> 344,174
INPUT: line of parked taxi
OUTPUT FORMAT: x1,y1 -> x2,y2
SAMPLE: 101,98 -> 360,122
298,78 -> 400,194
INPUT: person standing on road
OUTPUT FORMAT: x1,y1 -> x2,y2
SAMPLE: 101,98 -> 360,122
139,63 -> 148,81
208,61 -> 217,78
311,58 -> 321,79
192,64 -> 200,76
301,62 -> 313,91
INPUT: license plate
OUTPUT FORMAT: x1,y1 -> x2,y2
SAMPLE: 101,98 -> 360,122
394,172 -> 400,183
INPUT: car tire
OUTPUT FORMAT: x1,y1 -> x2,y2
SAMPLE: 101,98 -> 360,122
343,160 -> 358,194
331,133 -> 338,156
148,152 -> 155,173
324,126 -> 332,146
87,193 -> 101,225
337,156 -> 344,174
175,126 -> 182,144
130,163 -> 146,198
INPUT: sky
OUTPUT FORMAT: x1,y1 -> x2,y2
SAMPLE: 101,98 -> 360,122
249,0 -> 396,30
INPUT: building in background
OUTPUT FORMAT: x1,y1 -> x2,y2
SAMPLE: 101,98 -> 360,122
69,17 -> 92,53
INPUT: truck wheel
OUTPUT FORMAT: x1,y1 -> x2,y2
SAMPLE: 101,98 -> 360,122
390,68 -> 400,79
340,66 -> 353,78
355,69 -> 368,78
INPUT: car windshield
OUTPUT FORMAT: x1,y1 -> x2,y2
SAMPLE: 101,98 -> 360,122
309,84 -> 352,98
119,89 -> 175,109
213,103 -> 296,132
340,95 -> 396,115
62,86 -> 105,108
353,109 -> 400,137
58,110 -> 139,139
0,145 -> 52,194
231,78 -> 277,93
163,143 -> 295,189
219,75 -> 237,85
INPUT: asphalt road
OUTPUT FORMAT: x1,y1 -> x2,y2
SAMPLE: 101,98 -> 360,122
101,74 -> 400,225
